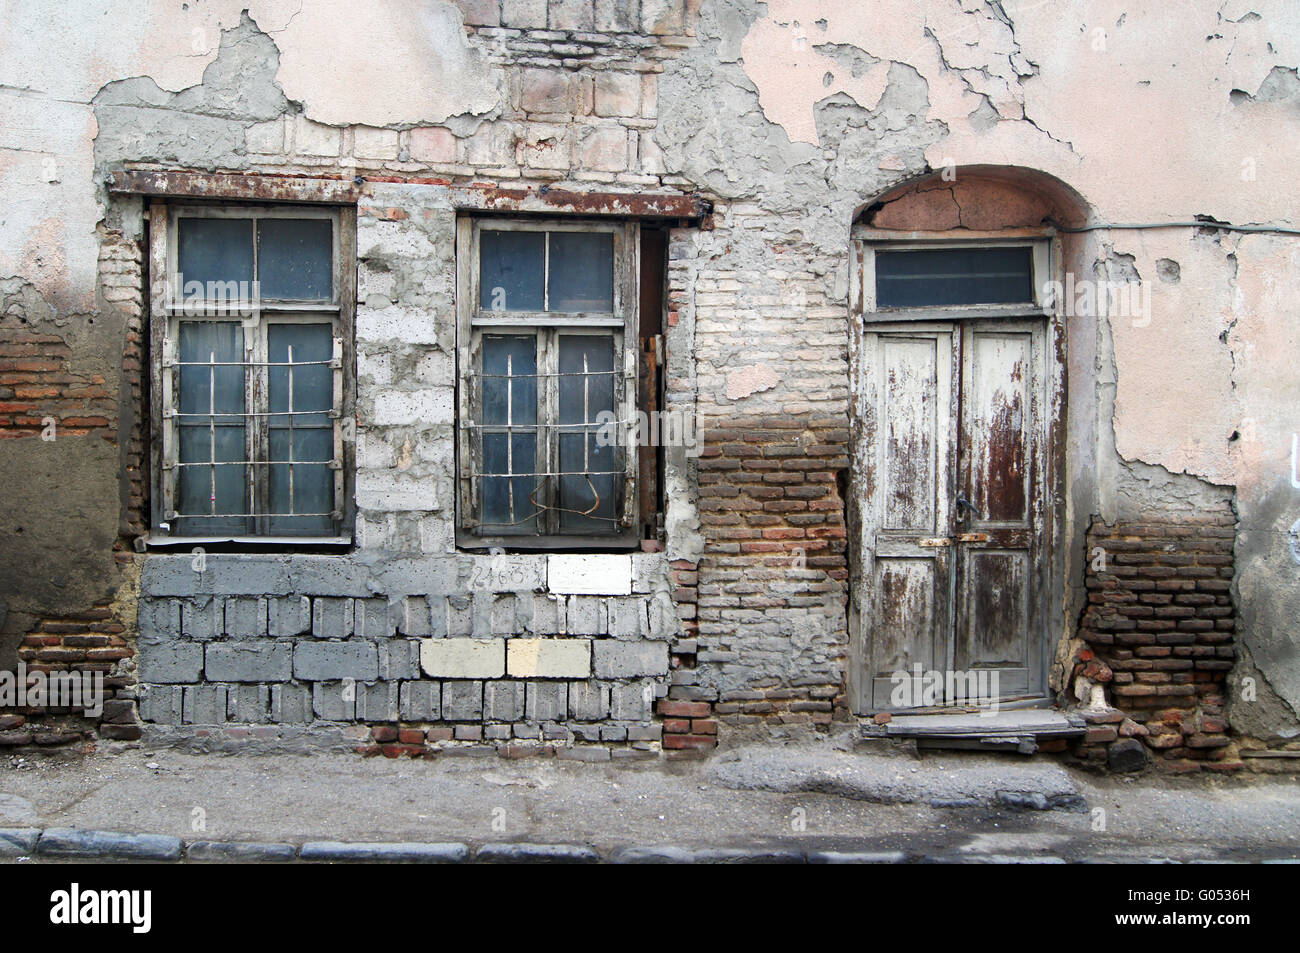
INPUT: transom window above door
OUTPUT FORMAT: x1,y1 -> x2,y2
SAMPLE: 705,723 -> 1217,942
456,218 -> 642,550
854,237 -> 1053,320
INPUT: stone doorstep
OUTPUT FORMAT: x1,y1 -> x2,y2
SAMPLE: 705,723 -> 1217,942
865,710 -> 1087,755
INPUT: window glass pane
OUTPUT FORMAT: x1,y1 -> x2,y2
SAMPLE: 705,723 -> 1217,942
557,334 -> 617,533
481,335 -> 537,427
176,322 -> 248,534
875,247 -> 1034,308
268,324 -> 333,534
480,335 -> 539,534
177,218 -> 254,295
257,218 -> 333,299
548,231 -> 614,312
479,230 -> 544,311
482,432 -> 540,534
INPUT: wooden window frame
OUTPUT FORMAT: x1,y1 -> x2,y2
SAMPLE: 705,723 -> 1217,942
147,200 -> 357,546
456,216 -> 641,551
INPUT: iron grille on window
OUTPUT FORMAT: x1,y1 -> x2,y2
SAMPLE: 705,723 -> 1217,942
149,204 -> 356,541
456,218 -> 641,549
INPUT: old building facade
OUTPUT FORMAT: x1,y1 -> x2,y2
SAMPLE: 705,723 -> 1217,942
1,0 -> 1297,772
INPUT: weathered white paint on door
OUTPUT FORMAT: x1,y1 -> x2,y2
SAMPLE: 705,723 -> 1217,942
849,319 -> 1051,711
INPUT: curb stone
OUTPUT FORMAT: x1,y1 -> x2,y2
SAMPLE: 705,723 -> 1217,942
36,829 -> 183,861
808,850 -> 908,864
300,841 -> 468,863
475,843 -> 600,863
187,841 -> 298,862
0,828 -> 40,856
611,846 -> 698,863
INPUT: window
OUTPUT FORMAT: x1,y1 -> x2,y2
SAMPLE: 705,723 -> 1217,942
456,218 -> 641,549
148,203 -> 355,542
855,238 -> 1051,319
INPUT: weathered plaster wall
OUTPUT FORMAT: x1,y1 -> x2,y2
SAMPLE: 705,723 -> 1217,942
1,0 -> 1297,749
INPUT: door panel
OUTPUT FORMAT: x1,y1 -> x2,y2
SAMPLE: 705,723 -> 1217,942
852,319 -> 1050,712
954,322 -> 1045,700
855,328 -> 957,710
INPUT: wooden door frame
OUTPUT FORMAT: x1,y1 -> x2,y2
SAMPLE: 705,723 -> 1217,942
847,233 -> 1067,715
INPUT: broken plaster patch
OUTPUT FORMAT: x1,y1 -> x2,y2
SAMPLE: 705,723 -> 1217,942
725,363 -> 780,401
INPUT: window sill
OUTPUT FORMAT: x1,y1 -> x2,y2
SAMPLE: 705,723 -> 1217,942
141,534 -> 353,549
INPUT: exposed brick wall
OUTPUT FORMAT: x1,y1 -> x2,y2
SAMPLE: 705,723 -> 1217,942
697,414 -> 850,729
0,329 -> 113,439
1073,515 -> 1239,773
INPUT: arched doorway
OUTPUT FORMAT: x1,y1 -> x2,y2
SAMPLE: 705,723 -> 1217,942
847,167 -> 1090,713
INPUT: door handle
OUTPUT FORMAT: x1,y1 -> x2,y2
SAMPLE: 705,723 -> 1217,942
955,492 -> 978,524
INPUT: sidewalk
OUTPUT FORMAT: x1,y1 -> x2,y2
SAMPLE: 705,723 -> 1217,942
2,743 -> 1297,862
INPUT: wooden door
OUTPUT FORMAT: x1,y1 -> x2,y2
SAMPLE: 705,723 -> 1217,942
851,319 -> 1050,711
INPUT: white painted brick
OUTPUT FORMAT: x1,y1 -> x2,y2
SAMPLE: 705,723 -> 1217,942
507,638 -> 591,678
353,125 -> 399,159
420,638 -> 505,678
294,116 -> 340,156
356,472 -> 437,512
548,554 -> 632,595
245,119 -> 284,153
372,389 -> 453,426
357,306 -> 438,344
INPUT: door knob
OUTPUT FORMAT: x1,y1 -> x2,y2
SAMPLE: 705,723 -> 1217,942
955,492 -> 978,523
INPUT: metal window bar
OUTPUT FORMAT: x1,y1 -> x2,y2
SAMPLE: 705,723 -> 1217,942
470,349 -> 622,529
168,343 -> 340,521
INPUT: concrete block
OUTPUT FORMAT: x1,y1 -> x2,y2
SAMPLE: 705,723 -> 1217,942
593,641 -> 669,678
507,639 -> 592,678
399,680 -> 441,721
356,471 -> 438,511
223,597 -> 268,637
421,638 -> 504,678
229,684 -> 270,723
378,639 -> 419,680
566,595 -> 606,635
312,681 -> 356,721
357,681 -> 399,722
446,594 -> 473,636
181,598 -> 222,640
578,125 -> 629,172
484,680 -> 526,721
371,388 -> 452,426
567,680 -> 610,720
270,684 -> 312,724
138,598 -> 180,643
183,685 -> 228,724
269,596 -> 311,636
610,680 -> 655,720
140,643 -> 204,684
520,67 -> 571,112
466,554 -> 547,591
37,829 -> 182,862
300,841 -> 467,863
442,681 -> 483,721
355,598 -> 394,639
631,552 -> 668,593
609,597 -> 648,639
526,682 -> 567,721
139,685 -> 184,724
294,641 -> 379,681
205,642 -> 292,682
549,554 -> 632,594
312,597 -> 355,639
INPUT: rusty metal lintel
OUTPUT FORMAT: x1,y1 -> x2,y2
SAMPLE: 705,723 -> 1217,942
108,169 -> 361,204
450,183 -> 711,221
